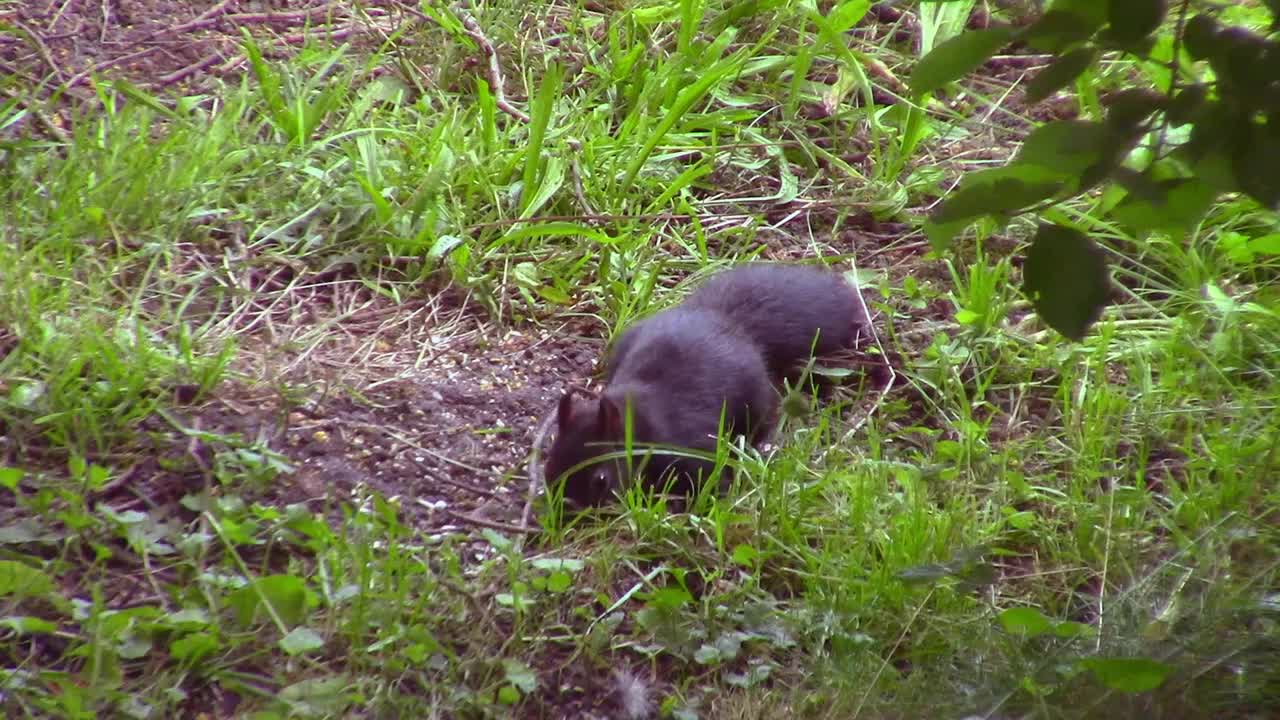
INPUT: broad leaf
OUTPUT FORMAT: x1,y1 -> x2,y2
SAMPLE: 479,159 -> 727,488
1107,0 -> 1166,47
1026,46 -> 1099,103
910,27 -> 1016,97
1020,9 -> 1105,53
932,166 -> 1065,224
229,574 -> 308,628
0,560 -> 53,598
998,607 -> 1055,637
1022,224 -> 1113,341
1081,657 -> 1173,693
280,627 -> 325,655
1014,120 -> 1118,179
1111,177 -> 1217,236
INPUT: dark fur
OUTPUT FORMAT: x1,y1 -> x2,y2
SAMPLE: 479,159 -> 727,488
545,308 -> 776,508
546,263 -> 867,508
683,263 -> 869,382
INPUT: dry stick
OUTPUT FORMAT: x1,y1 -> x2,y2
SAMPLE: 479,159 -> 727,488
10,19 -> 66,85
280,25 -> 357,46
54,47 -> 163,96
0,86 -> 71,142
517,409 -> 558,538
224,5 -> 354,26
99,0 -> 111,43
158,52 -> 226,88
49,0 -> 76,33
837,268 -> 897,446
568,140 -> 598,216
143,0 -> 237,40
355,423 -> 499,497
391,0 -> 439,26
163,13 -> 366,89
148,2 -> 360,40
444,508 -> 536,534
450,3 -> 530,123
466,212 -> 696,231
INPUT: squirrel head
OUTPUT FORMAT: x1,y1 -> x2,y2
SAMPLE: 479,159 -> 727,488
544,389 -> 627,508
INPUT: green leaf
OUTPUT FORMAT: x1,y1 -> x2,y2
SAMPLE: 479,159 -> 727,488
229,574 -> 308,627
1081,657 -> 1174,693
1014,120 -> 1118,180
520,64 -> 562,215
1248,233 -> 1280,255
828,0 -> 871,33
1104,88 -> 1165,130
530,557 -> 585,573
1110,177 -> 1217,236
116,632 -> 153,659
1054,621 -> 1098,639
0,560 -> 54,598
7,381 -> 45,410
497,685 -> 521,705
1166,84 -> 1207,126
923,216 -> 976,252
694,643 -> 724,665
896,562 -> 954,585
0,467 -> 22,490
545,571 -> 572,593
1004,510 -> 1036,530
998,607 -> 1055,637
1022,224 -> 1113,341
1020,9 -> 1106,53
1052,0 -> 1109,27
170,632 -> 219,663
1107,0 -> 1166,47
0,518 -> 59,544
1181,15 -> 1220,60
280,626 -> 325,655
279,676 -> 349,715
909,26 -> 1016,97
1232,124 -> 1280,209
731,544 -> 760,566
0,615 -> 58,634
503,659 -> 538,692
645,585 -> 694,611
1026,46 -> 1099,103
932,166 -> 1065,224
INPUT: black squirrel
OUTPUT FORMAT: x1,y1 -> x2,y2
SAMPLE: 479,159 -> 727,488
545,263 -> 869,508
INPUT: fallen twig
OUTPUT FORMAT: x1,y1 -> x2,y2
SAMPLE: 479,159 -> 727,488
144,0 -> 238,40
444,508 -> 537,534
158,52 -> 227,88
518,409 -> 557,536
0,87 -> 71,142
450,3 -> 530,123
10,19 -> 66,85
54,47 -> 162,97
837,257 -> 898,445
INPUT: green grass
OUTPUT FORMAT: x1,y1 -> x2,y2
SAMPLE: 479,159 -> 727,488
1,1 -> 1278,718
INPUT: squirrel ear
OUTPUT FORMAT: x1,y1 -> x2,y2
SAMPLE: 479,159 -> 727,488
598,395 -> 622,435
556,393 -> 576,429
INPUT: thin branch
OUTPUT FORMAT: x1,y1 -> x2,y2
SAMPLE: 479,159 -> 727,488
450,3 -> 530,123
518,409 -> 557,536
444,508 -> 537,534
0,86 -> 71,142
142,0 -> 237,40
10,19 -> 67,85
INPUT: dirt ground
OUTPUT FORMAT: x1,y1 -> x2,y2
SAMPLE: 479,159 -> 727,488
0,3 -> 1089,718
1,1 -> 416,103
1,0 -> 1000,533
